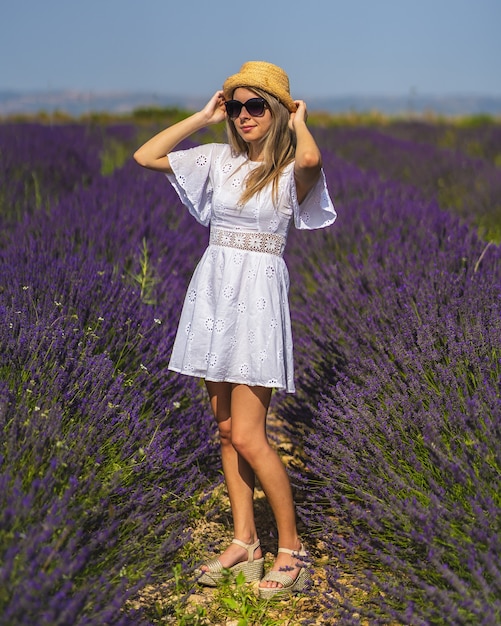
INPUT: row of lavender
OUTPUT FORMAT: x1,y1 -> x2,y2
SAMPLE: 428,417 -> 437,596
0,124 -> 219,625
381,119 -> 501,166
282,138 -> 501,623
311,123 -> 501,242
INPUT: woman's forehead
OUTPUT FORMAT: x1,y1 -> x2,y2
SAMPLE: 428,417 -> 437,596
232,86 -> 260,100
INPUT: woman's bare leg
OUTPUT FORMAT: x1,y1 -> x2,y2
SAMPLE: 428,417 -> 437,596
228,384 -> 302,589
204,381 -> 262,567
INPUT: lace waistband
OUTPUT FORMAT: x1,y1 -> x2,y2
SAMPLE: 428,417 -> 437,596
209,228 -> 285,257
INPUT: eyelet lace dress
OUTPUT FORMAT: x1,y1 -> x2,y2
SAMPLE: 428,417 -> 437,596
166,143 -> 336,393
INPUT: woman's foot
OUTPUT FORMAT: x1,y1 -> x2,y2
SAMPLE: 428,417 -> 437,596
196,538 -> 264,586
200,538 -> 262,571
258,542 -> 310,598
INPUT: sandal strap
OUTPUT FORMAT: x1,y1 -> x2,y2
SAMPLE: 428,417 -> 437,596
231,538 -> 261,563
277,543 -> 307,557
261,570 -> 295,587
202,558 -> 224,573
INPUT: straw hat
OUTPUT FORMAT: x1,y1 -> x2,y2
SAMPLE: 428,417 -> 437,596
223,61 -> 296,112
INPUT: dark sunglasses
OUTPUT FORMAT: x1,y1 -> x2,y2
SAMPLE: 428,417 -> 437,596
224,97 -> 268,119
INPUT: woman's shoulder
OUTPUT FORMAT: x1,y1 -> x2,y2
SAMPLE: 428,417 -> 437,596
173,143 -> 236,170
196,142 -> 240,164
213,143 -> 245,160
175,142 -> 229,158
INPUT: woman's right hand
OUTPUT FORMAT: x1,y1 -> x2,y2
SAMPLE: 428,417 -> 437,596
134,90 -> 226,172
200,90 -> 227,125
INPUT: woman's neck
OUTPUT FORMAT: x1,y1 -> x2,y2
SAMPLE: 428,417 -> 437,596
247,140 -> 265,162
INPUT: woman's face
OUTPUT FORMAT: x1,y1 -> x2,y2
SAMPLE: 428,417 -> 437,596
230,87 -> 273,157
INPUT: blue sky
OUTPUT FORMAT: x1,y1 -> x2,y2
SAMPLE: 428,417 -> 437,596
2,0 -> 500,99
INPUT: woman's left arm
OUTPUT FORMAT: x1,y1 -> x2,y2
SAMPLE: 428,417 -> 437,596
290,100 -> 322,204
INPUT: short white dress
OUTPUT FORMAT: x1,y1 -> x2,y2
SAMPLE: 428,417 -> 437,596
166,143 -> 336,393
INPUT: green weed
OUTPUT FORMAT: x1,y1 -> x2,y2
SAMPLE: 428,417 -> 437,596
126,238 -> 160,305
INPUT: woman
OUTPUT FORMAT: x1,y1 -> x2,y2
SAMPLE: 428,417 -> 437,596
134,61 -> 336,598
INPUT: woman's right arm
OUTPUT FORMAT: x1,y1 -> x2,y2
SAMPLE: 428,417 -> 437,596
133,90 -> 226,173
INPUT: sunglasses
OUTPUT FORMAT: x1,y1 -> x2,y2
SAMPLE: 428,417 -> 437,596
224,97 -> 268,119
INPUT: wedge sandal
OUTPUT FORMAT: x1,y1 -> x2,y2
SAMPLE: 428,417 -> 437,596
258,544 -> 310,599
195,538 -> 264,587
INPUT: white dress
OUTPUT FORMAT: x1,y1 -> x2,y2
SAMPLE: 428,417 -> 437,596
166,143 -> 336,393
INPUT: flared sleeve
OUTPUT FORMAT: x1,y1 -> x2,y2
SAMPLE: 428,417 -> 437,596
166,144 -> 218,227
291,169 -> 336,230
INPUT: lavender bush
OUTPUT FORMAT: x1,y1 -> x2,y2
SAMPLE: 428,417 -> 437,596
283,144 -> 501,624
0,124 -> 101,236
0,126 -> 218,625
312,125 -> 501,241
383,118 -> 501,166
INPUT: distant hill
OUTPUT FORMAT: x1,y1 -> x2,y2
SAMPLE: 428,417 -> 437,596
1,89 -> 501,117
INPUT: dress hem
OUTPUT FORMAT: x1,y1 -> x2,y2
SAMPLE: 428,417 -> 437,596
168,366 -> 295,394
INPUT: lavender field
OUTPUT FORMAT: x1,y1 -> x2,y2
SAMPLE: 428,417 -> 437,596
0,117 -> 500,625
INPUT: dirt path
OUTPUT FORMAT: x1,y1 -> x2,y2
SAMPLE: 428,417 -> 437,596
187,411 -> 340,624
133,411 -> 344,625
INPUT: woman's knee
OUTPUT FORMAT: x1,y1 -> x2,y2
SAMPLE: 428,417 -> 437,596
217,418 -> 233,447
231,431 -> 268,464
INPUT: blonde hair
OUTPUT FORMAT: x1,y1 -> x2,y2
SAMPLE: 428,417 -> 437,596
225,88 -> 296,206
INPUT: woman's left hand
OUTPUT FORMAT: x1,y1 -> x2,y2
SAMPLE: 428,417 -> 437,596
289,100 -> 308,131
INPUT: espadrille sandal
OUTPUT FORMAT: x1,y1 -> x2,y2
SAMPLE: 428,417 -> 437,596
258,544 -> 310,599
195,538 -> 264,587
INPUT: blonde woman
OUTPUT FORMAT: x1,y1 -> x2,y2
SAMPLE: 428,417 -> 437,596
134,61 -> 336,598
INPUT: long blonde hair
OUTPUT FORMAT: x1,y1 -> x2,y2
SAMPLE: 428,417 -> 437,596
225,88 -> 296,205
